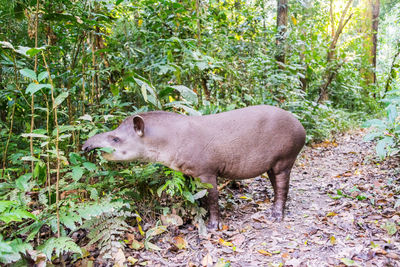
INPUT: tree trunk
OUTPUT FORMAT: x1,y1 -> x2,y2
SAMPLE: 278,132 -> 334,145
318,0 -> 353,103
371,0 -> 380,84
361,0 -> 380,85
276,0 -> 288,67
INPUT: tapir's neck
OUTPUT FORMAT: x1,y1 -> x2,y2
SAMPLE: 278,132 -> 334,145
140,119 -> 186,169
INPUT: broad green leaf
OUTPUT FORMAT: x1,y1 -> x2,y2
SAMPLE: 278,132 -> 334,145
387,104 -> 397,124
15,174 -> 32,192
26,83 -> 52,95
169,85 -> 198,105
20,69 -> 37,80
37,71 -> 49,82
193,189 -> 207,200
141,83 -> 148,102
15,46 -> 33,57
71,166 -> 84,181
83,162 -> 97,172
362,119 -> 385,129
53,91 -> 69,108
26,47 -> 46,57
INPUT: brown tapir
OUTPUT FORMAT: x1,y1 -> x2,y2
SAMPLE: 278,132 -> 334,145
82,105 -> 306,229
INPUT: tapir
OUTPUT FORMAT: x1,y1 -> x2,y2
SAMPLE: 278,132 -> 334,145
82,105 -> 306,229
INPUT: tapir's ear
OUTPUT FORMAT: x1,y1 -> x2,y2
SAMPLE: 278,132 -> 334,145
133,115 -> 144,137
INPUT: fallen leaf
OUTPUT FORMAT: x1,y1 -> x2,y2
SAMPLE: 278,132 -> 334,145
161,214 -> 183,227
219,238 -> 233,247
386,252 -> 400,260
127,256 -> 138,265
330,236 -> 336,245
381,221 -> 397,236
130,239 -> 144,250
172,236 -> 187,250
340,258 -> 361,267
113,248 -> 126,267
327,211 -> 338,217
214,258 -> 230,267
201,253 -> 213,267
257,249 -> 272,256
282,252 -> 290,259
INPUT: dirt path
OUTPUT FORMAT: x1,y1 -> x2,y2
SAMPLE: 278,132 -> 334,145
130,130 -> 400,267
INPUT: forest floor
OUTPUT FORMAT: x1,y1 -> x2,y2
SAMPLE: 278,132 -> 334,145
87,130 -> 400,267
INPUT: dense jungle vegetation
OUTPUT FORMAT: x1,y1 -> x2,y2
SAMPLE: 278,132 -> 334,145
0,0 -> 399,265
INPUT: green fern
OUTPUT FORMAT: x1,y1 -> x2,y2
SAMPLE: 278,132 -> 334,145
0,235 -> 33,264
37,237 -> 82,262
77,200 -> 137,259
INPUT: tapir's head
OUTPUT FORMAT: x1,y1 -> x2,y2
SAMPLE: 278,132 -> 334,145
82,115 -> 145,162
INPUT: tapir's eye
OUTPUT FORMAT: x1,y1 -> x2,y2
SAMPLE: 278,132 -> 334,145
112,137 -> 120,143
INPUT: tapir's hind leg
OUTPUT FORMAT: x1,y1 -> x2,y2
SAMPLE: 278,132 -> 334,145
269,161 -> 294,221
267,170 -> 276,194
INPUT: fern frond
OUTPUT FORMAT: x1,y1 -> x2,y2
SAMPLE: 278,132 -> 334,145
38,237 -> 82,261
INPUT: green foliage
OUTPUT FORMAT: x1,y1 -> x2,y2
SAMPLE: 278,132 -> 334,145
363,90 -> 400,159
38,237 -> 82,261
157,169 -> 212,204
0,235 -> 32,264
80,200 -> 135,259
0,0 -> 397,264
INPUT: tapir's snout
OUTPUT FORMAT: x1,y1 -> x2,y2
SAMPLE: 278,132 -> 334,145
82,143 -> 93,152
82,137 -> 99,153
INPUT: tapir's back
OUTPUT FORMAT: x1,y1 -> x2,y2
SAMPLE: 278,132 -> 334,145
191,105 -> 305,179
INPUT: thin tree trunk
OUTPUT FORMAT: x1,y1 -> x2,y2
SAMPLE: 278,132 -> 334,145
384,41 -> 400,92
371,0 -> 380,84
276,0 -> 288,67
319,0 -> 353,102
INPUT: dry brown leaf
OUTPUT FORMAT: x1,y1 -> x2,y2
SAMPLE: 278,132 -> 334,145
201,253 -> 213,267
172,236 -> 187,250
161,214 -> 183,227
257,249 -> 272,256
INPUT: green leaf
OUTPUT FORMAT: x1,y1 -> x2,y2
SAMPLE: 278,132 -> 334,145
83,162 -> 97,172
15,174 -> 32,192
37,71 -> 49,82
71,166 -> 84,181
20,69 -> 37,80
26,46 -> 46,57
0,201 -> 16,213
168,85 -> 198,105
53,91 -> 69,108
387,104 -> 397,124
362,119 -> 385,129
183,191 -> 195,203
193,189 -> 207,200
116,0 -> 124,5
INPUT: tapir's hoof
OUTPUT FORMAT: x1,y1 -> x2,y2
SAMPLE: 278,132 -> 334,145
207,220 -> 222,230
270,210 -> 284,222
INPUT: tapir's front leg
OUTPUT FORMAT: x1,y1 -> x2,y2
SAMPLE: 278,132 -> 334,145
199,175 -> 220,229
